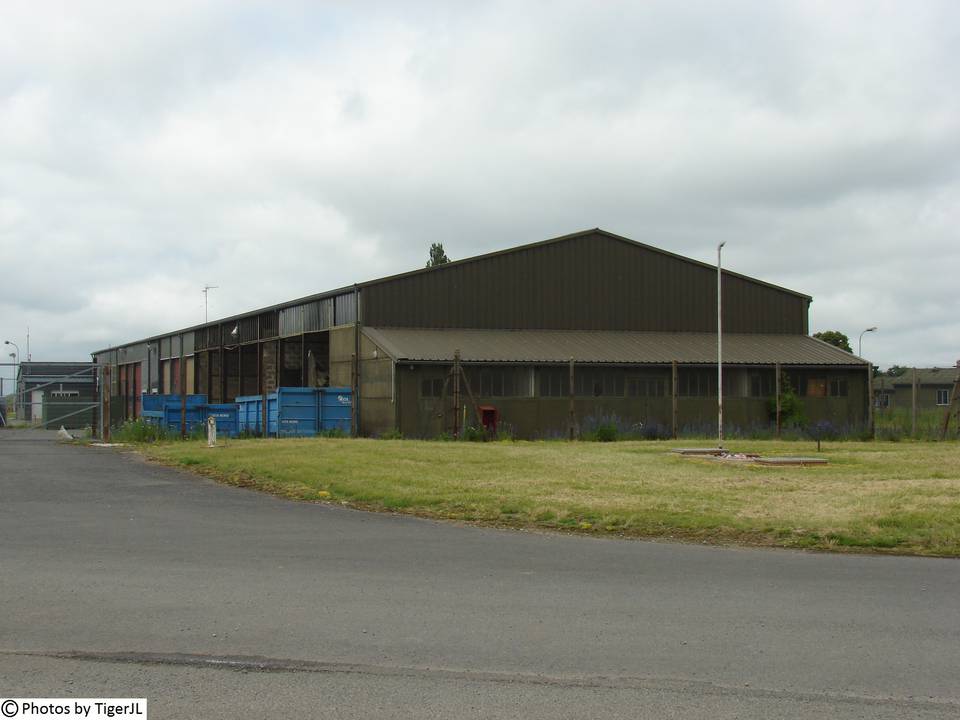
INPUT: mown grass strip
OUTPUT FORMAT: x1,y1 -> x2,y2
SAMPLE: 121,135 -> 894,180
141,438 -> 960,556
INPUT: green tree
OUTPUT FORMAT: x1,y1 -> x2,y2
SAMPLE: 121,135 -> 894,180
886,365 -> 909,377
812,330 -> 852,353
426,243 -> 451,267
767,372 -> 805,428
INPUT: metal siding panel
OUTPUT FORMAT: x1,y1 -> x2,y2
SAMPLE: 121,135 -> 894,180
362,232 -> 806,333
333,291 -> 356,326
303,302 -> 319,332
259,311 -> 279,339
279,305 -> 303,337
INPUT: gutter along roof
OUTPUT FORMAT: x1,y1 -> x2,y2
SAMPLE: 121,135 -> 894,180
363,328 -> 867,366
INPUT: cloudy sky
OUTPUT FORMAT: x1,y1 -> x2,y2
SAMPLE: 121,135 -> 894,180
2,0 -> 958,382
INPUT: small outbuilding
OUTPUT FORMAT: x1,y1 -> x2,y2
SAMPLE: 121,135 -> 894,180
16,361 -> 98,429
873,367 -> 959,411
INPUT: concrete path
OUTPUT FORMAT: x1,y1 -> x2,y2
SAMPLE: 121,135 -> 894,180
1,429 -> 958,718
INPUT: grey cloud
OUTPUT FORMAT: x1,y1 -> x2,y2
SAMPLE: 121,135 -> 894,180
1,0 -> 958,371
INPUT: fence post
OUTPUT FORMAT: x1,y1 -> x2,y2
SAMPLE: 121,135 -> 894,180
103,365 -> 111,443
775,363 -> 781,438
180,332 -> 187,441
671,361 -> 678,439
911,367 -> 918,438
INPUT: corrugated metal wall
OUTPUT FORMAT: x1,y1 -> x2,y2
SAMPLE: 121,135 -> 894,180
362,232 -> 808,333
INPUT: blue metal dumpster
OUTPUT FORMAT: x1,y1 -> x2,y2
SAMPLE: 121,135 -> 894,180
162,404 -> 206,434
320,387 -> 352,433
141,410 -> 164,427
141,393 -> 207,413
235,395 -> 265,435
204,403 -> 240,438
235,388 -> 353,437
271,387 -> 321,437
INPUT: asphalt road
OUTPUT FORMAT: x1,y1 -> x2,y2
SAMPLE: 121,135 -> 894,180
1,428 -> 958,719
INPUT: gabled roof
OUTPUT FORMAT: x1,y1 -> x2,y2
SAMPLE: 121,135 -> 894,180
93,228 -> 812,355
359,228 -> 813,301
18,362 -> 97,383
20,362 -> 95,376
364,327 -> 865,366
874,368 -> 960,388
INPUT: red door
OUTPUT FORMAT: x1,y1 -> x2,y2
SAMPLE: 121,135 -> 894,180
134,364 -> 142,417
119,365 -> 128,420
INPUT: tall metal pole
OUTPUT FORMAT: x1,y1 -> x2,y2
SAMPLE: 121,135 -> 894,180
203,285 -> 218,324
4,341 -> 20,418
717,242 -> 726,450
911,367 -> 918,437
858,326 -> 877,357
859,326 -> 877,437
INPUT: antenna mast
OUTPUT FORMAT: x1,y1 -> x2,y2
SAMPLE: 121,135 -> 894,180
202,285 -> 218,324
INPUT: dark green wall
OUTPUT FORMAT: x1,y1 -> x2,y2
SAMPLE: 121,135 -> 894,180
884,385 -> 953,410
395,364 -> 867,439
363,232 -> 809,333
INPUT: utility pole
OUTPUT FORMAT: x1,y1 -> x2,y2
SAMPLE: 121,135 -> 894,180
717,241 -> 726,450
203,285 -> 218,324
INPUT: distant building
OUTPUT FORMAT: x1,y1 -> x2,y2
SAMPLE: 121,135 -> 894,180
17,362 -> 98,429
873,367 -> 959,411
92,229 -> 870,437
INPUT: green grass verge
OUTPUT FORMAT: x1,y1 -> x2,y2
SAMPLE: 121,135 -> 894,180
141,438 -> 960,556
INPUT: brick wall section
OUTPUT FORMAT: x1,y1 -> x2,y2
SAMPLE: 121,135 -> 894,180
261,341 -> 278,393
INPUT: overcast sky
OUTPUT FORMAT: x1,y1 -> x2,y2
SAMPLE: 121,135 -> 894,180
2,0 -> 958,381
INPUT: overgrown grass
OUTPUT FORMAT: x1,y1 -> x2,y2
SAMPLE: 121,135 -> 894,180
113,418 -> 171,442
142,437 -> 960,556
874,407 -> 951,440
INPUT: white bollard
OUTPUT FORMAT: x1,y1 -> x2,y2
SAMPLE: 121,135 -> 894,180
207,415 -> 217,447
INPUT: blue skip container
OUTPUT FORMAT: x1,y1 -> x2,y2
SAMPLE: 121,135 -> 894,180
320,387 -> 352,433
271,387 -> 320,437
236,387 -> 353,437
204,403 -> 240,438
141,393 -> 207,413
235,394 -> 264,435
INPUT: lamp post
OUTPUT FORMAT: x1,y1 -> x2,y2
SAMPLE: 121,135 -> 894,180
5,340 -> 21,418
858,327 -> 877,438
858,327 -> 877,357
5,353 -> 13,421
717,241 -> 726,450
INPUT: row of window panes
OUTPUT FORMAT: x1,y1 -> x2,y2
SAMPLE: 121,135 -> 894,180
421,368 -> 854,399
878,389 -> 950,407
803,378 -> 848,397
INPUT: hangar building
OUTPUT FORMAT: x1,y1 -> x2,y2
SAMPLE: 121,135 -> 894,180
92,229 -> 869,437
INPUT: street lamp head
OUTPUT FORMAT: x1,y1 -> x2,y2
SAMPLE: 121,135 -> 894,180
866,326 -> 877,332
718,241 -> 726,250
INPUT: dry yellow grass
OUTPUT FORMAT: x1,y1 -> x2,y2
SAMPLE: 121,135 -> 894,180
143,438 -> 960,555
